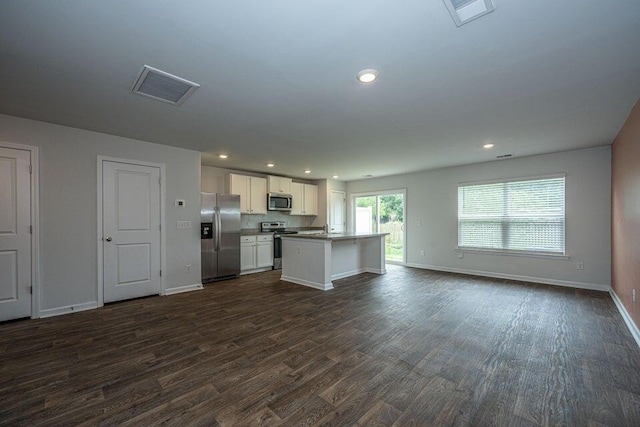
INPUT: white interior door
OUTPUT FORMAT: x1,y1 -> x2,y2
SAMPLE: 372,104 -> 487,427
102,161 -> 161,303
330,190 -> 346,233
0,147 -> 31,321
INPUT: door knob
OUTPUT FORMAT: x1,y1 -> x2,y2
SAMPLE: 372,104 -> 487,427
105,237 -> 112,242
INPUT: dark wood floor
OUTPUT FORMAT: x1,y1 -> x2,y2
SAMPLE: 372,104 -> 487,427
1,265 -> 639,426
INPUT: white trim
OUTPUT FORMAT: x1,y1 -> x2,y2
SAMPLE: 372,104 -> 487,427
349,188 -> 407,264
97,156 -> 166,306
240,266 -> 272,276
0,141 -> 40,319
280,275 -> 334,291
332,268 -> 366,280
610,290 -> 640,348
405,262 -> 610,292
39,301 -> 98,318
457,173 -> 567,187
455,247 -> 570,260
164,283 -> 203,295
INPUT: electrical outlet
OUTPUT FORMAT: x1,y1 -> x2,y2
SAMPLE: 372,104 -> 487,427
576,262 -> 584,270
420,250 -> 425,256
296,246 -> 301,254
186,264 -> 191,272
458,252 -> 464,259
416,220 -> 422,226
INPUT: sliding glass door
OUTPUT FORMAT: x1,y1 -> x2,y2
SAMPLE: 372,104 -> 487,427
354,191 -> 405,263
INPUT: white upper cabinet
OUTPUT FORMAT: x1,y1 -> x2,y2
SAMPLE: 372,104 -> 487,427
267,175 -> 292,194
228,173 -> 267,214
304,184 -> 318,216
290,182 -> 318,216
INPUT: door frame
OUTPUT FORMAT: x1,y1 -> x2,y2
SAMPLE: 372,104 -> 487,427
0,141 -> 40,318
329,190 -> 346,232
97,156 -> 166,307
350,188 -> 407,265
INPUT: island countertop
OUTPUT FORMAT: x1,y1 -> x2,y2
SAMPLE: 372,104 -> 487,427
280,232 -> 389,241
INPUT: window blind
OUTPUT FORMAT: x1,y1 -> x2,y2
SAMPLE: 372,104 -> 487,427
458,176 -> 565,254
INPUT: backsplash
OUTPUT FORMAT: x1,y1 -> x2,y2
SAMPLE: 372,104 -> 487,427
242,211 -> 316,229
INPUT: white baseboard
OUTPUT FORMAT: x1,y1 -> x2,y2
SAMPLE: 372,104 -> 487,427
610,290 -> 640,348
332,268 -> 366,280
280,275 -> 334,291
240,267 -> 272,276
164,283 -> 203,296
38,301 -> 98,318
332,267 -> 386,281
405,262 -> 610,292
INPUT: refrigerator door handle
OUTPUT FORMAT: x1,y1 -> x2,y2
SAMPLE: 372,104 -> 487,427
215,206 -> 222,252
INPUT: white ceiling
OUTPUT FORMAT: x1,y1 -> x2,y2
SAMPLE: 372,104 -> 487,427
1,0 -> 639,181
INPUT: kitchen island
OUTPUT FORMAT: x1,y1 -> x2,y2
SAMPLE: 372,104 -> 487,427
280,232 -> 388,290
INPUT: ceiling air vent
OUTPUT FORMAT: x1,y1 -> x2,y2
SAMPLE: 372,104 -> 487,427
443,0 -> 495,27
131,65 -> 200,106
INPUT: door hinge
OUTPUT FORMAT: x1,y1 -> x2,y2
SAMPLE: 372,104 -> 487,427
29,164 -> 33,174
29,225 -> 33,234
28,286 -> 33,295
159,177 -> 161,185
159,224 -> 161,231
159,270 -> 162,277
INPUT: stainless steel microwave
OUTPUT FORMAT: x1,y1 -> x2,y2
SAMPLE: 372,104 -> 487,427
267,192 -> 292,211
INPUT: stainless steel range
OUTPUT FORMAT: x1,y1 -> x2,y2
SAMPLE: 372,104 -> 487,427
260,221 -> 298,270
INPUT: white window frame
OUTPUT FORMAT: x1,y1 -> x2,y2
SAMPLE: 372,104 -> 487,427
456,174 -> 568,259
350,189 -> 407,265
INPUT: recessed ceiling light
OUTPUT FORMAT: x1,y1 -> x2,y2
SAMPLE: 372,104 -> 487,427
332,175 -> 339,179
219,154 -> 228,159
357,69 -> 379,84
304,170 -> 311,174
483,143 -> 494,149
266,163 -> 275,167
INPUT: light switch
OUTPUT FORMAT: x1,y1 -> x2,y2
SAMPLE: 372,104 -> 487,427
177,221 -> 192,229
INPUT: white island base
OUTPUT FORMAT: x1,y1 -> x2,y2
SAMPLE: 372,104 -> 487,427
280,233 -> 387,290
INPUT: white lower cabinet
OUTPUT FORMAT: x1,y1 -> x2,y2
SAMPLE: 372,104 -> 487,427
241,234 -> 274,274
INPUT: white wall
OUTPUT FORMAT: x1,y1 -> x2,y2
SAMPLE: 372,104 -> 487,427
0,114 -> 202,313
346,147 -> 612,289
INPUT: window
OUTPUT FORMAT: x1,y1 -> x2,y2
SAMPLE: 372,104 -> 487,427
458,176 -> 565,255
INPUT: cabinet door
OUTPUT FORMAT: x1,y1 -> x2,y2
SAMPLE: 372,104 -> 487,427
240,243 -> 256,271
290,182 -> 304,215
304,184 -> 318,216
250,177 -> 267,214
268,176 -> 293,194
279,177 -> 292,194
229,174 -> 251,214
256,242 -> 274,268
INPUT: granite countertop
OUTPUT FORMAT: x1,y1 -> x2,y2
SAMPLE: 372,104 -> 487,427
279,232 -> 389,241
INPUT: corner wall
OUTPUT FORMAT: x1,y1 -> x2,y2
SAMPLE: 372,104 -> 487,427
346,146 -> 611,290
0,114 -> 202,314
612,100 -> 640,330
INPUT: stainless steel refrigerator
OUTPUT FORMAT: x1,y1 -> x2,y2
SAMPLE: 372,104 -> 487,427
201,193 -> 241,282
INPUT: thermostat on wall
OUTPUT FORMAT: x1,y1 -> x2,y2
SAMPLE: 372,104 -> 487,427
175,199 -> 186,207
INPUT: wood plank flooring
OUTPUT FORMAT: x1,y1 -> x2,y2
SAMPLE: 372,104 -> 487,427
1,265 -> 639,426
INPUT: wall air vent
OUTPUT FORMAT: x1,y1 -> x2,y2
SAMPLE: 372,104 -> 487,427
131,65 -> 200,106
443,0 -> 495,27
496,154 -> 513,159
